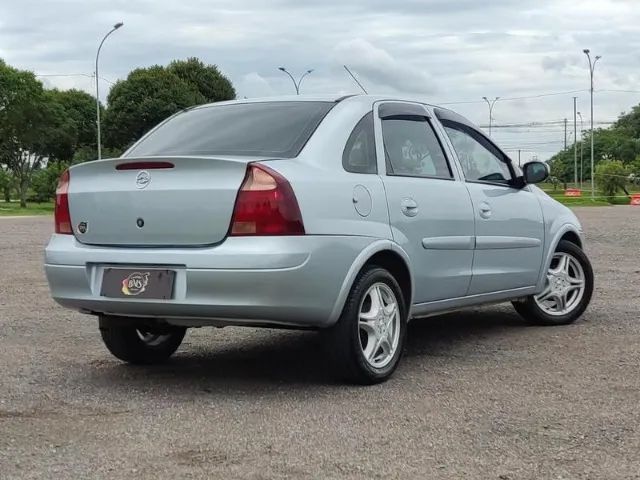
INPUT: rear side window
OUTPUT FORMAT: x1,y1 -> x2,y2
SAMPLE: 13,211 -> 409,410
342,112 -> 377,174
381,118 -> 452,179
125,101 -> 335,158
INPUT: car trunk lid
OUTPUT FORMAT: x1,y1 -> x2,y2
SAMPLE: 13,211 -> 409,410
67,156 -> 271,246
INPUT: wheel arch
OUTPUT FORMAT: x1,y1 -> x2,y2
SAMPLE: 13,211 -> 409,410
328,240 -> 413,325
536,223 -> 584,291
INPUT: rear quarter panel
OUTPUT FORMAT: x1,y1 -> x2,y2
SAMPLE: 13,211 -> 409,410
262,99 -> 393,239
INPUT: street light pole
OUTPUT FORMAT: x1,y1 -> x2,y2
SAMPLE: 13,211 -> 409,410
95,22 -> 123,160
583,49 -> 601,198
278,67 -> 314,95
482,96 -> 499,137
577,111 -> 584,188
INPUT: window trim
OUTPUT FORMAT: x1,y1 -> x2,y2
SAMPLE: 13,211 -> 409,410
440,119 -> 519,188
342,111 -> 377,174
381,114 -> 455,181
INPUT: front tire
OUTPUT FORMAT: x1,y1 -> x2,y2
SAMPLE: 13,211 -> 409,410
325,266 -> 407,384
99,317 -> 186,364
513,240 -> 594,326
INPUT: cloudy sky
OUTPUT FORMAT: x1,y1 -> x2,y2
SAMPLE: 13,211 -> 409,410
1,0 -> 639,161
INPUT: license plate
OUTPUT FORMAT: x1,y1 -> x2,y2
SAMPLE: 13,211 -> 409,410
101,268 -> 175,299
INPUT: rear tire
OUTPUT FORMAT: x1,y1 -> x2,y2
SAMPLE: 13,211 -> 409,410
99,317 -> 186,364
324,266 -> 407,385
513,240 -> 593,326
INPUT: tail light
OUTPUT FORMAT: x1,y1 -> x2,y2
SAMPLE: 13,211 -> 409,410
54,169 -> 72,234
230,164 -> 305,236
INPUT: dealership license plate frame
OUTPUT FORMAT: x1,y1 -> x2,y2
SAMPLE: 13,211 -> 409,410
100,268 -> 176,300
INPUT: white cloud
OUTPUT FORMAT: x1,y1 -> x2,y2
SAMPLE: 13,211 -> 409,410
0,0 -> 639,160
332,38 -> 436,94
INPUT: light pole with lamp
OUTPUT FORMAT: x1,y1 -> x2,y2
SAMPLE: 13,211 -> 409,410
583,49 -> 601,198
278,67 -> 314,95
482,96 -> 499,137
95,22 -> 123,160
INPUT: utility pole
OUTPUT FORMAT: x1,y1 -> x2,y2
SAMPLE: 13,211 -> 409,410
573,97 -> 578,185
564,118 -> 568,150
518,149 -> 521,168
584,49 -> 602,198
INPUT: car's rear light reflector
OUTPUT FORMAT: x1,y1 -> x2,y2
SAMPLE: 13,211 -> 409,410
115,161 -> 174,170
230,164 -> 305,236
54,169 -> 72,234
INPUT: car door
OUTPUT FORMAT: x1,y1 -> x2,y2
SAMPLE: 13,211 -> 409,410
436,112 -> 544,295
374,102 -> 475,304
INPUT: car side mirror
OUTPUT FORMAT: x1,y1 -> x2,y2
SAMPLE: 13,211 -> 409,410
522,161 -> 549,184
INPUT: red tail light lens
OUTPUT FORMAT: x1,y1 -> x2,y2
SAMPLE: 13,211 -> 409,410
54,169 -> 72,234
230,164 -> 305,236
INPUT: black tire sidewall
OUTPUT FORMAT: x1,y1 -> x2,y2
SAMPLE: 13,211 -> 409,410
517,240 -> 594,325
100,323 -> 186,364
339,266 -> 408,383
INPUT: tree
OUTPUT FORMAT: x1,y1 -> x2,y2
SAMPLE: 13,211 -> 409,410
31,161 -> 69,202
168,57 -> 236,102
0,60 -> 73,206
0,167 -> 14,202
103,58 -> 235,151
548,104 -> 640,185
595,160 -> 628,199
48,88 -> 100,152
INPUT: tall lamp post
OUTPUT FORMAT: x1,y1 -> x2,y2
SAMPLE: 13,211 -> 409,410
577,111 -> 584,188
482,96 -> 499,137
96,22 -> 124,160
583,49 -> 601,198
278,67 -> 314,95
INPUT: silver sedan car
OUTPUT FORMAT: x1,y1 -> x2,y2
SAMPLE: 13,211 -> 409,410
45,95 -> 594,384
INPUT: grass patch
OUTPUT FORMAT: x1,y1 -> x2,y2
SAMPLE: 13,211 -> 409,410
553,197 -> 613,207
0,201 -> 54,216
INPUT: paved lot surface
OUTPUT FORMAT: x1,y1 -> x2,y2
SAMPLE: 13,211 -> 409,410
1,207 -> 639,479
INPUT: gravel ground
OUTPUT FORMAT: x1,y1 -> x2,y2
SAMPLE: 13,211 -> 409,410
1,207 -> 639,479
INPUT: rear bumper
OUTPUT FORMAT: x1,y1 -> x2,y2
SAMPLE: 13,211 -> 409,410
44,234 -> 375,328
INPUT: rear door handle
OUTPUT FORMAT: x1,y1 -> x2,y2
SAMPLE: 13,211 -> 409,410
400,198 -> 418,217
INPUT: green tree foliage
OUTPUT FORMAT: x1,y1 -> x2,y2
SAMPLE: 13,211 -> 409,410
103,59 -> 235,151
168,57 -> 236,102
0,61 -> 100,206
0,60 -> 52,206
48,88 -> 100,150
595,160 -> 629,199
548,105 -> 640,186
0,167 -> 14,202
30,161 -> 69,203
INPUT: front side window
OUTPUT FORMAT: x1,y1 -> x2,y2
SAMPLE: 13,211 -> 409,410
381,118 -> 452,178
125,101 -> 335,158
442,122 -> 513,184
343,112 -> 376,174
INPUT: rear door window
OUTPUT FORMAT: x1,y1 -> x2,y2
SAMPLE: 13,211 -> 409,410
381,117 -> 453,179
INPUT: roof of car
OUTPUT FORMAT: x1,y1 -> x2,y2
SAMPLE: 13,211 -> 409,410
194,94 -> 442,109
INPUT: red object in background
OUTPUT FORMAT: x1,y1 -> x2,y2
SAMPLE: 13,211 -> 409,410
630,194 -> 640,206
565,188 -> 582,197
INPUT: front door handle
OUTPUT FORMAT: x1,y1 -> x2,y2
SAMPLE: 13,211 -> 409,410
479,201 -> 492,219
401,198 -> 418,217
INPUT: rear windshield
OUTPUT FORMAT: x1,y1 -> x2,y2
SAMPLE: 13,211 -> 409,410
124,101 -> 334,158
